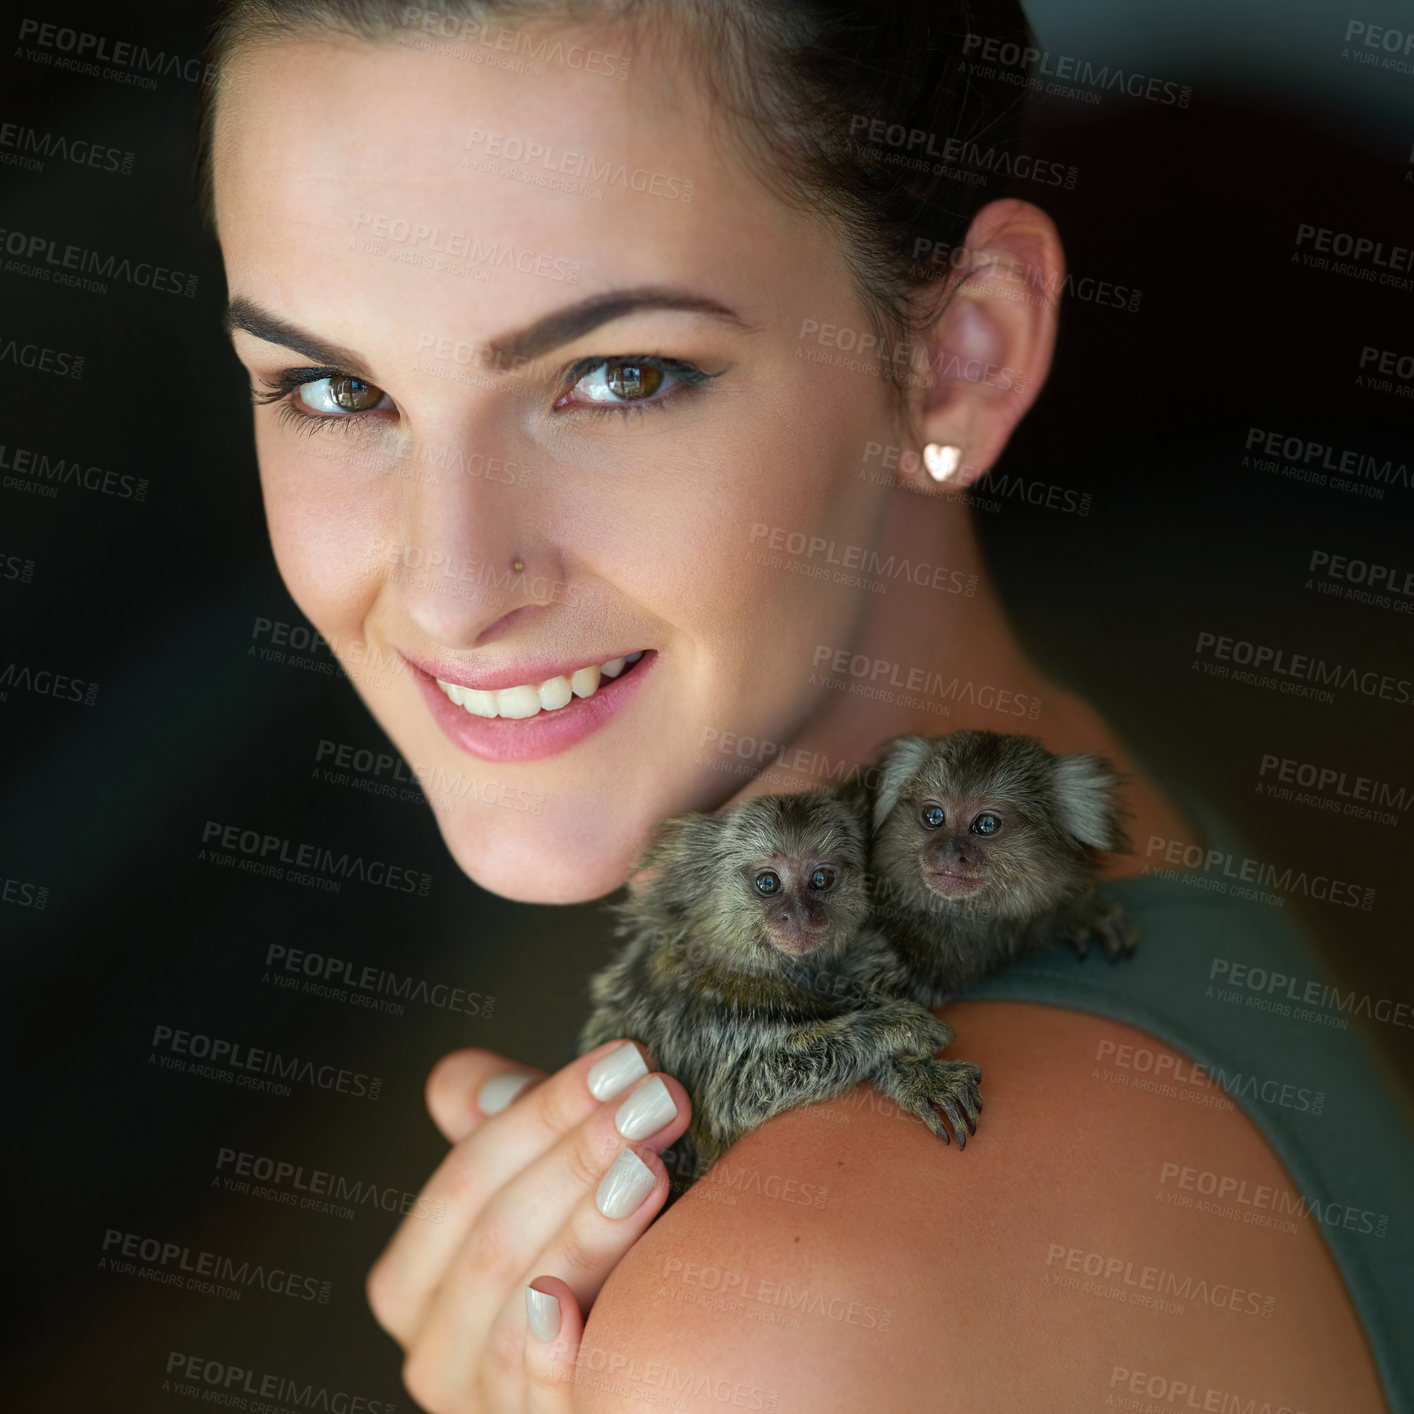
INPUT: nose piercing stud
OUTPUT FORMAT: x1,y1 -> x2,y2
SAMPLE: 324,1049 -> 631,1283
923,443 -> 962,483
511,558 -> 524,572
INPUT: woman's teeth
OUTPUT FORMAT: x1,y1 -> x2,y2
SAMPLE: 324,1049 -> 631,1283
435,652 -> 644,720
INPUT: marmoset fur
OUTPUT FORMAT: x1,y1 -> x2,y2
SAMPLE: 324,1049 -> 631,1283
866,729 -> 1138,1005
581,788 -> 983,1193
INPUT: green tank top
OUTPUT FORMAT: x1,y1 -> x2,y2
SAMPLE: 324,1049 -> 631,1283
960,787 -> 1414,1411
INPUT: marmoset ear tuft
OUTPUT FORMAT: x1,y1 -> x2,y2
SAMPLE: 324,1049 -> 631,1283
1051,754 -> 1126,852
871,735 -> 935,835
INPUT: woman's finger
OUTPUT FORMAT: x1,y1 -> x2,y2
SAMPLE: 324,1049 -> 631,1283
522,1277 -> 583,1414
411,1075 -> 690,1354
368,1040 -> 660,1344
425,1048 -> 545,1144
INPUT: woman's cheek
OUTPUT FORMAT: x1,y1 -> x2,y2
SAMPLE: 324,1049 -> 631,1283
254,430 -> 383,639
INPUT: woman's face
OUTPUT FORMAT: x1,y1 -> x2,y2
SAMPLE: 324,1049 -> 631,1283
213,22 -> 905,903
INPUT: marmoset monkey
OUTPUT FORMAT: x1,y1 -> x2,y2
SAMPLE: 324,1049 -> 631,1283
867,730 -> 1137,1005
581,788 -> 983,1193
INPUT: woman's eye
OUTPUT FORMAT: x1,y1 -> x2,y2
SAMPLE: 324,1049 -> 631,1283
921,805 -> 946,829
555,355 -> 710,413
297,375 -> 390,415
971,813 -> 1003,837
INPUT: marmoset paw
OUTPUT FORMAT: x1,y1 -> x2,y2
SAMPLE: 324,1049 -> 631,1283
1061,893 -> 1139,963
890,1055 -> 983,1149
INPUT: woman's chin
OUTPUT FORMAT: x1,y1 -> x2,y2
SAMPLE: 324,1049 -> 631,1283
433,806 -> 636,906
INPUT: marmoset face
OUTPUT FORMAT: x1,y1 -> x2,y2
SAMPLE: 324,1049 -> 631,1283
871,731 -> 1101,917
211,22 -> 898,903
723,793 -> 870,961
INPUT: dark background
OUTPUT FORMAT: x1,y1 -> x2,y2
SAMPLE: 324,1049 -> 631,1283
2,2 -> 1411,1409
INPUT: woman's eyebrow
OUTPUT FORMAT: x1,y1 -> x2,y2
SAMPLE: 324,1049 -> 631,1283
223,287 -> 750,369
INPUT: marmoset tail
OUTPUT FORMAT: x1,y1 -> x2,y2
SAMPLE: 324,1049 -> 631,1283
581,787 -> 982,1196
867,729 -> 1138,1005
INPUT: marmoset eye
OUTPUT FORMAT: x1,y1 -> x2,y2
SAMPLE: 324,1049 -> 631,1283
971,813 -> 1002,836
754,871 -> 782,895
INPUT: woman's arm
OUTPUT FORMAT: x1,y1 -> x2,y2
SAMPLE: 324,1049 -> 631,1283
578,1002 -> 1385,1413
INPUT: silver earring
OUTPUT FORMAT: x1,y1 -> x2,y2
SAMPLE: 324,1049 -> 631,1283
923,443 -> 962,483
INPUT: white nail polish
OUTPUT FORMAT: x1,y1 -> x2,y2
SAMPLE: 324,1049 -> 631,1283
615,1076 -> 677,1140
596,1148 -> 656,1219
525,1286 -> 561,1342
479,1072 -> 534,1115
587,1042 -> 648,1101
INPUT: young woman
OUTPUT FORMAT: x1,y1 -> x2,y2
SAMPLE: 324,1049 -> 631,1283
199,1 -> 1406,1409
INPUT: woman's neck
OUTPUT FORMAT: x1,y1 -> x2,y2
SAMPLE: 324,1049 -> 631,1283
731,492 -> 1196,879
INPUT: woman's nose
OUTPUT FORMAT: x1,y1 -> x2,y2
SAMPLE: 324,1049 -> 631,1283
392,428 -> 561,649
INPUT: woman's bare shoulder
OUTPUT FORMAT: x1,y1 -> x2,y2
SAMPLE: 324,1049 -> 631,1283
577,1002 -> 1385,1413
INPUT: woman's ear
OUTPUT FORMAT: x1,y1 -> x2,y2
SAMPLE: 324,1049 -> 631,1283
905,197 -> 1064,493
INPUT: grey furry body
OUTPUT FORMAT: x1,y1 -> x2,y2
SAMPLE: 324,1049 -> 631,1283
581,789 -> 981,1194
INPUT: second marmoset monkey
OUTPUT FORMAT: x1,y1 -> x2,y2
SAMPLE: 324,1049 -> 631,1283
581,788 -> 983,1192
867,729 -> 1139,1005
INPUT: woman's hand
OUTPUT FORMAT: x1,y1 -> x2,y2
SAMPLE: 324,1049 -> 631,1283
367,1041 -> 693,1413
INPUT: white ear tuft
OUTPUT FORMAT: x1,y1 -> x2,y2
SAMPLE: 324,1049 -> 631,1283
1052,754 -> 1121,850
871,735 -> 934,835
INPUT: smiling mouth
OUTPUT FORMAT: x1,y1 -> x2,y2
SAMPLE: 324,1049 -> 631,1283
434,650 -> 646,720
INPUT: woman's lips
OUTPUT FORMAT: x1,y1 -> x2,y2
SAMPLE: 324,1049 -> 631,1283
408,649 -> 657,764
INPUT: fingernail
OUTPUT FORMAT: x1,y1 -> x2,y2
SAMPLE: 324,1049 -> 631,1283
596,1148 -> 656,1218
525,1285 -> 560,1342
587,1042 -> 648,1102
615,1076 -> 677,1140
479,1072 -> 535,1115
